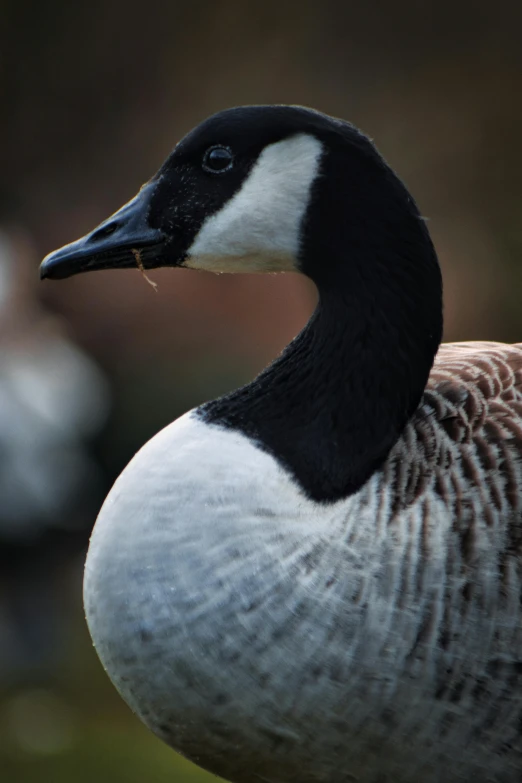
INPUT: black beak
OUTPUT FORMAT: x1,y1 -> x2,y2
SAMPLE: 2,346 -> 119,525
40,181 -> 168,280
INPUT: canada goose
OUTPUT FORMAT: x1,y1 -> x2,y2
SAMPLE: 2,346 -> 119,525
40,106 -> 522,783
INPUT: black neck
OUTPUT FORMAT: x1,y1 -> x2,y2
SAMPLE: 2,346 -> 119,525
200,140 -> 443,502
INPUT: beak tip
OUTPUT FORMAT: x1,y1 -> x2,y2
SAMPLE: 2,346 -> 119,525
39,261 -> 50,280
39,250 -> 74,281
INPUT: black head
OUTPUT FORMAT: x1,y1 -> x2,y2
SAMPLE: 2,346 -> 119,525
39,105 -> 429,285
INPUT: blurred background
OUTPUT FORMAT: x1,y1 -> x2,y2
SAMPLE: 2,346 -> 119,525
1,1 -> 522,780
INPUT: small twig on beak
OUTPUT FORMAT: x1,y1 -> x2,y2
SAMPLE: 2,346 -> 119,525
132,248 -> 158,292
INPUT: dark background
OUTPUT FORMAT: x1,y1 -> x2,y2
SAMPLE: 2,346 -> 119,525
1,2 -> 522,780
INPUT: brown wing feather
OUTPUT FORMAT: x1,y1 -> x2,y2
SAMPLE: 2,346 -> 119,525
425,340 -> 522,564
375,341 -> 522,774
397,341 -> 522,518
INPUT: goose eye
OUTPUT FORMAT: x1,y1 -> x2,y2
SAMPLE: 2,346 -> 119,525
202,146 -> 233,174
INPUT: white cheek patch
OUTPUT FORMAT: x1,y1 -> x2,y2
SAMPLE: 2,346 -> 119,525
185,133 -> 323,273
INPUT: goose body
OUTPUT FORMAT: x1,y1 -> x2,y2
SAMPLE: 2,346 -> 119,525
40,106 -> 522,782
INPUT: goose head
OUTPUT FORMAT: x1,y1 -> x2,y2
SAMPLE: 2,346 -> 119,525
40,104 -> 441,295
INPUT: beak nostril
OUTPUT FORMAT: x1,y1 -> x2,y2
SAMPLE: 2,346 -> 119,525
90,221 -> 120,242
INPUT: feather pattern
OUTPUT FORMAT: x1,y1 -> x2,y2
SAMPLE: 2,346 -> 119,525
84,342 -> 522,783
340,340 -> 522,782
